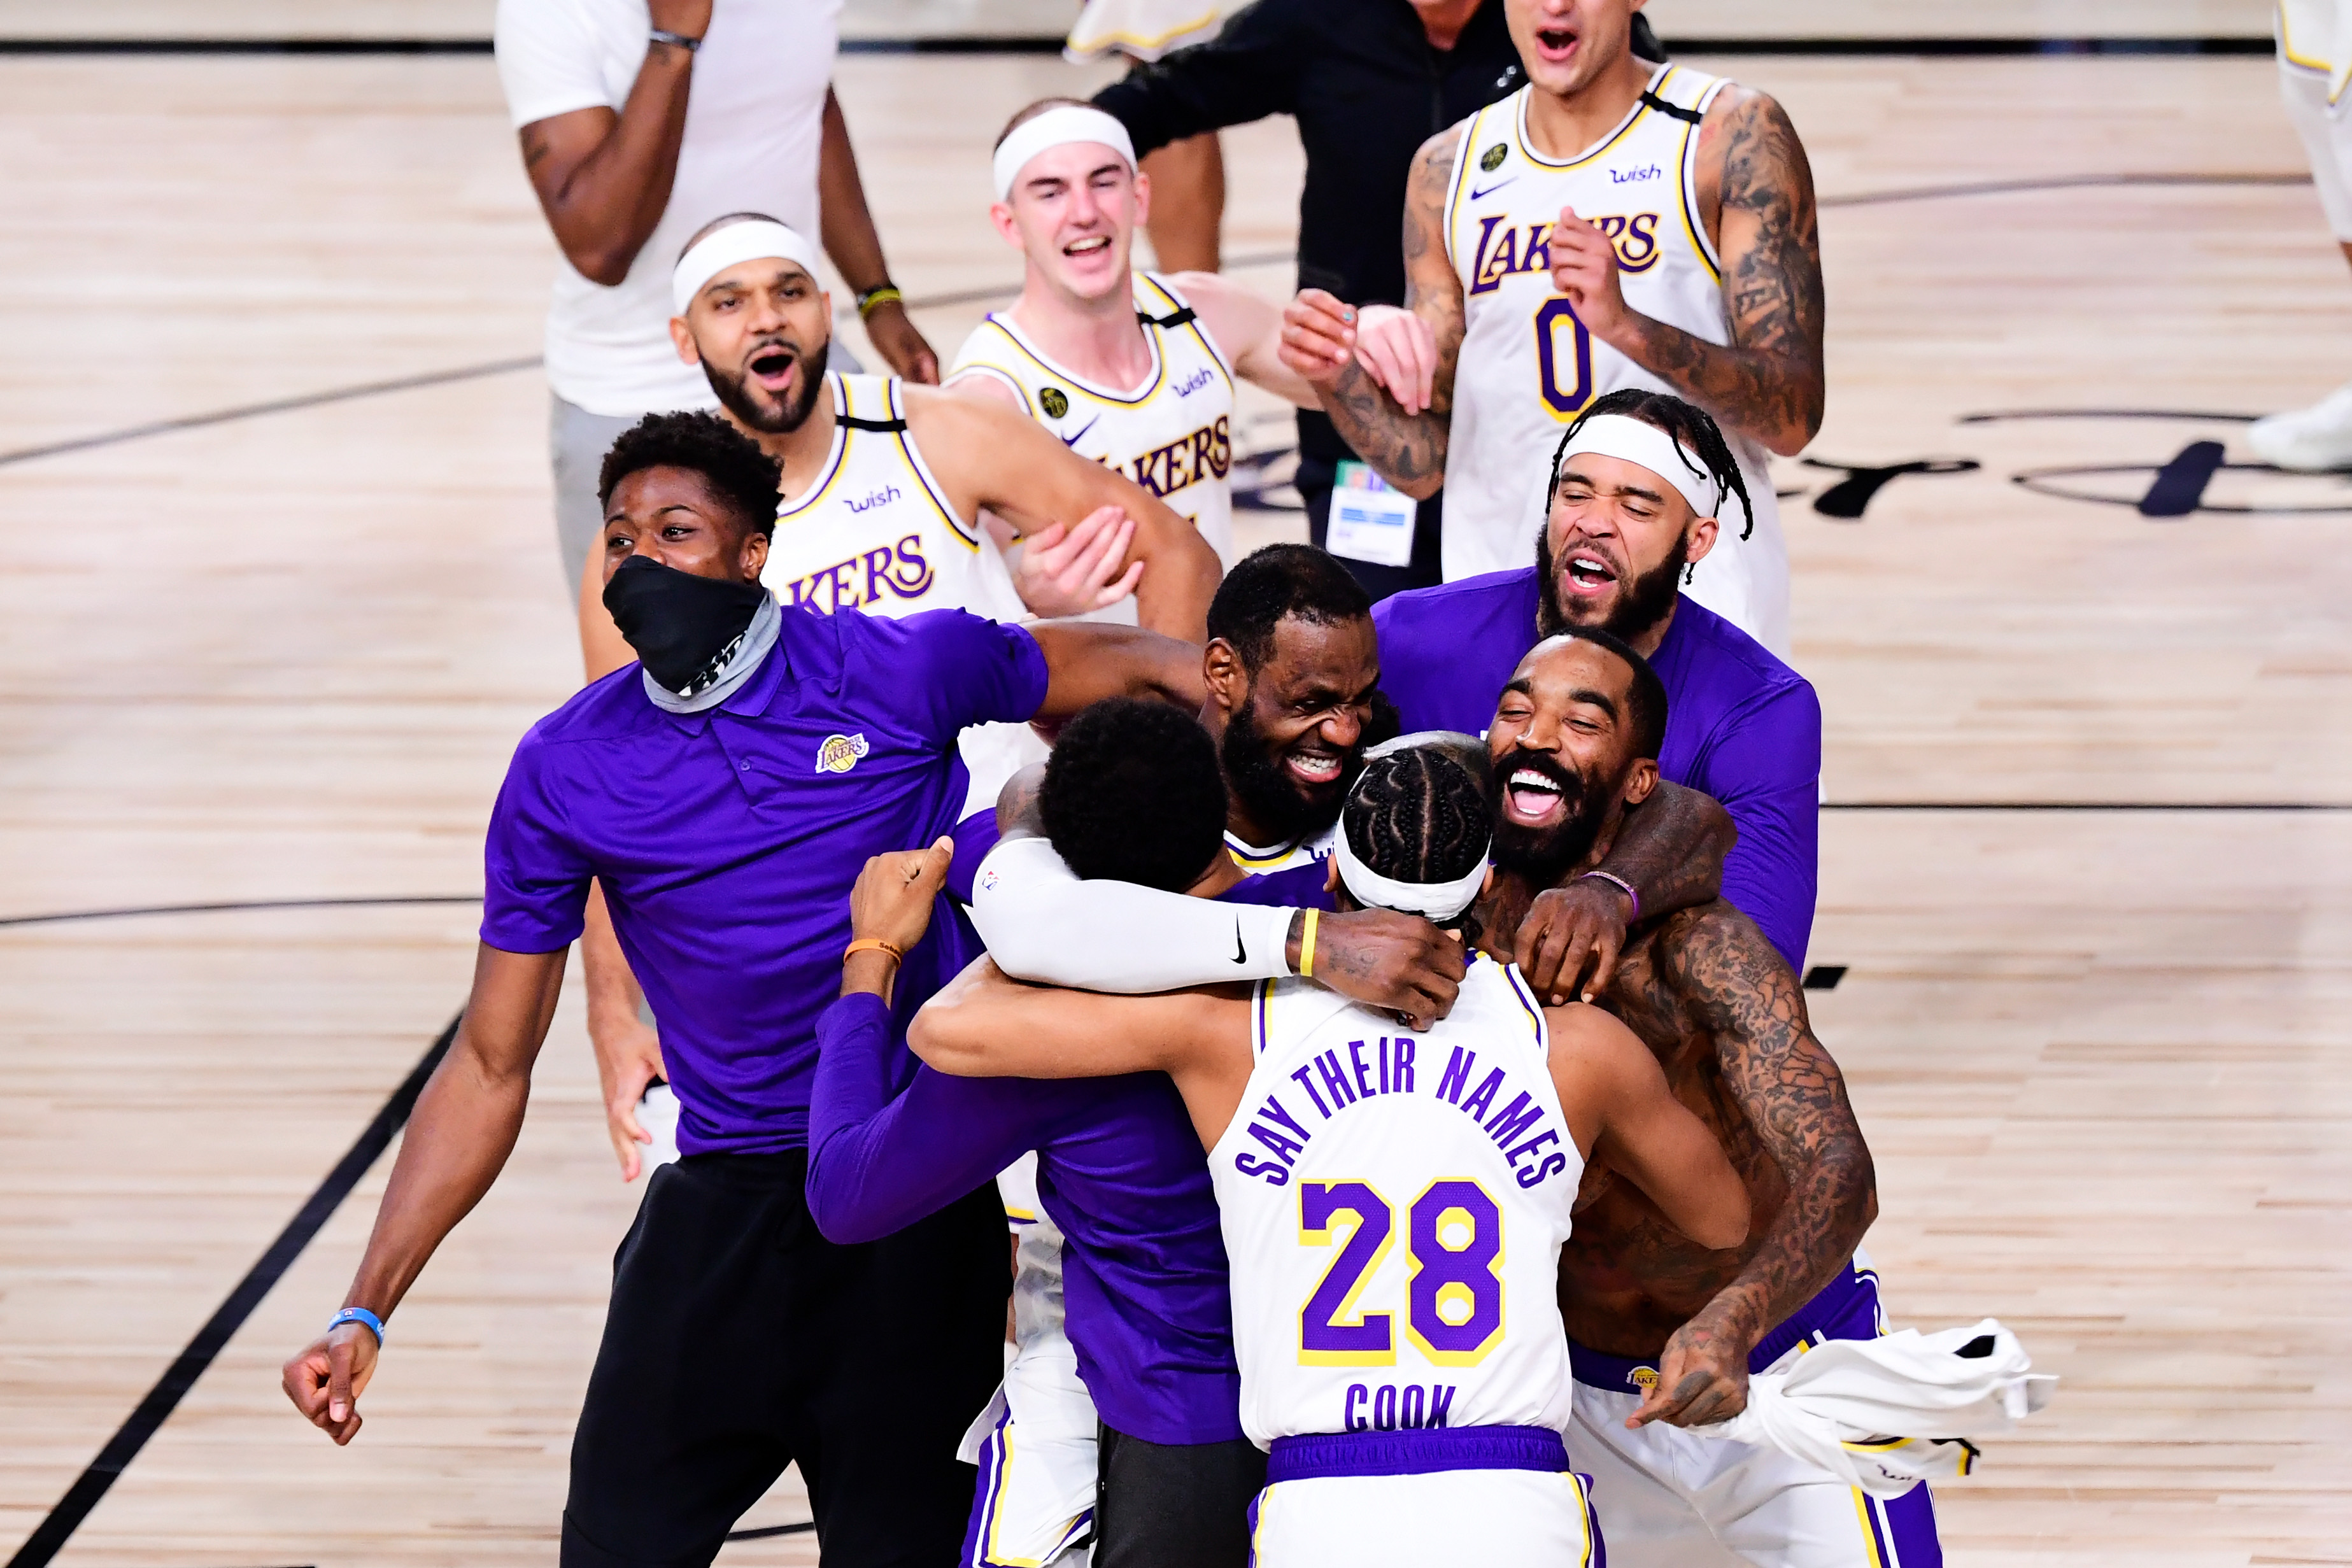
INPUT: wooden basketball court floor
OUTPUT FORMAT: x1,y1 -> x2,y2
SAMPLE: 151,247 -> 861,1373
3,37 -> 2349,1568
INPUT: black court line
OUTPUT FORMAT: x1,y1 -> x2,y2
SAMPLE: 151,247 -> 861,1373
1820,171 -> 2310,209
0,357 -> 541,468
6,1015 -> 462,1568
0,894 -> 481,930
0,35 -> 2276,57
725,1522 -> 819,1542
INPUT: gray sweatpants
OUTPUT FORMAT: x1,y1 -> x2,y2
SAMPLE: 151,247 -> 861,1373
549,393 -> 642,597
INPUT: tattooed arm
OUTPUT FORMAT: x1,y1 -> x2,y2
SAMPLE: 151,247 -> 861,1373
1546,87 -> 1825,456
1276,127 -> 1469,500
1628,902 -> 1875,1429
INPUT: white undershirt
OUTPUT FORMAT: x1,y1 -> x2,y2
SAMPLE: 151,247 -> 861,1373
494,0 -> 839,415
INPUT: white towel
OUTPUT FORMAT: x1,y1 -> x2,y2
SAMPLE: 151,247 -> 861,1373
1692,1319 -> 2056,1497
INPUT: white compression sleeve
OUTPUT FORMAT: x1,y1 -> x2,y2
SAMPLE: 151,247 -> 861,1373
968,835 -> 1296,992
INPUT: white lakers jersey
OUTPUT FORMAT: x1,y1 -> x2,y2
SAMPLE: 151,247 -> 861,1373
949,272 -> 1239,567
1208,957 -> 1583,1446
1441,67 -> 1791,658
1225,821 -> 1336,875
760,371 -> 1026,621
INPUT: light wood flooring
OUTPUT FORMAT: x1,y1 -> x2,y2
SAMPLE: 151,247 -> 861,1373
1,44 -> 2348,1568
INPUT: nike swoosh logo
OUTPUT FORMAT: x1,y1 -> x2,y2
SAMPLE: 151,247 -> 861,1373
1232,919 -> 1248,964
1058,416 -> 1100,448
1470,178 -> 1517,201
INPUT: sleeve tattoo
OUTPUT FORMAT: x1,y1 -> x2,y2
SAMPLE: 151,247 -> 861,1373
1619,90 -> 1825,455
1312,134 -> 1466,495
1669,906 -> 1874,1343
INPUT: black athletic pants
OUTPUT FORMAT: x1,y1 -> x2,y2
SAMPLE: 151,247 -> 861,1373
561,1150 -> 1009,1568
1093,1423 -> 1268,1568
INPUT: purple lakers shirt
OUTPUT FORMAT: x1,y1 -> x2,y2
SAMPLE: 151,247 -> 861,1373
806,870 -> 1336,1446
1374,570 -> 1820,968
479,607 -> 1048,1156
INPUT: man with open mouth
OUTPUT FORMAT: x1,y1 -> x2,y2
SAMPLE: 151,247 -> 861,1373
1276,0 -> 1825,661
1475,626 -> 1936,1568
573,213 -> 1228,1180
1373,390 -> 1822,980
947,99 -> 1321,600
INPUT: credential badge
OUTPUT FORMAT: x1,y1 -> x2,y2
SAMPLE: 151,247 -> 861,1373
1040,386 -> 1070,419
1480,142 -> 1508,173
815,733 -> 872,775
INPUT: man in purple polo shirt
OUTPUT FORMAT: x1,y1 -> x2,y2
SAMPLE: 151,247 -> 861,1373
1373,388 -> 1822,970
276,411 -> 1223,1568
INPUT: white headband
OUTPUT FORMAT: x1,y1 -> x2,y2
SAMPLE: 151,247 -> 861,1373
992,106 -> 1137,202
1556,414 -> 1719,518
1332,822 -> 1491,924
670,219 -> 821,316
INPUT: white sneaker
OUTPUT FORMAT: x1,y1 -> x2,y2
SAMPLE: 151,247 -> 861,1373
2248,380 -> 2352,470
638,1082 -> 683,1171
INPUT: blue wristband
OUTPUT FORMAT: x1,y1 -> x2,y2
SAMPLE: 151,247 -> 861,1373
329,1306 -> 385,1343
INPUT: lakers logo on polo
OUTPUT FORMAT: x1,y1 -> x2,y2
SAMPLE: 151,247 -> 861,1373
1480,142 -> 1508,173
1040,386 -> 1070,419
815,733 -> 871,775
1630,1366 -> 1660,1393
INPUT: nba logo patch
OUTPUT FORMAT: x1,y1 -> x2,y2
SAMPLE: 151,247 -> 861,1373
1630,1366 -> 1659,1393
815,733 -> 870,775
981,868 -> 999,892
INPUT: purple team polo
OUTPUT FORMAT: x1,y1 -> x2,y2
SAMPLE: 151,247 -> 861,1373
805,866 -> 1332,1446
479,605 -> 1049,1156
1373,570 -> 1821,970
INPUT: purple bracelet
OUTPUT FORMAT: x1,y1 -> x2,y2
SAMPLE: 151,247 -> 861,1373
1577,870 -> 1640,922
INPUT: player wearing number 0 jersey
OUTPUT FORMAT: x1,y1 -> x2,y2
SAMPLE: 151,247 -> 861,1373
1436,66 -> 1789,644
910,740 -> 1746,1568
1279,0 -> 1824,660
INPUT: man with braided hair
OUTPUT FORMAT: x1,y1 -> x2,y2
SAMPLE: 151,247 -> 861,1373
1375,388 -> 1822,974
903,738 -> 1748,1568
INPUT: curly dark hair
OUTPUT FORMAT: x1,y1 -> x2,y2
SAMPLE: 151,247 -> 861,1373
1548,388 -> 1755,540
1205,544 -> 1373,675
597,411 -> 782,540
1040,698 -> 1228,893
1341,745 -> 1491,935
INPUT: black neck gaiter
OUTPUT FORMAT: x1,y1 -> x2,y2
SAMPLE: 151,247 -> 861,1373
600,555 -> 770,695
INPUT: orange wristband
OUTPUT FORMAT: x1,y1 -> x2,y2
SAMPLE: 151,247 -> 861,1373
843,937 -> 904,966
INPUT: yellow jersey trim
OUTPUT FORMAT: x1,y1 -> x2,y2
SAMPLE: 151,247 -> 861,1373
1510,66 -> 1664,172
774,372 -> 851,523
981,297 -> 1168,408
889,379 -> 982,550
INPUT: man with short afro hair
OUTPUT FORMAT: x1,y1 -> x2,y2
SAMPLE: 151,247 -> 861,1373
597,410 -> 783,540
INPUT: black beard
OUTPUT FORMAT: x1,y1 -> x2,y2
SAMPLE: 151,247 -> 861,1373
1489,752 -> 1610,888
1219,691 -> 1359,848
1536,522 -> 1688,642
706,337 -> 830,435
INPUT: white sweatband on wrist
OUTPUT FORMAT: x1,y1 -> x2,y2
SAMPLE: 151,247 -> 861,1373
1332,823 -> 1489,924
1555,413 -> 1719,518
991,106 -> 1137,202
969,836 -> 1295,991
671,219 -> 821,316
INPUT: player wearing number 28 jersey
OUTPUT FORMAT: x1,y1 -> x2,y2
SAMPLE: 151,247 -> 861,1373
910,741 -> 1746,1567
